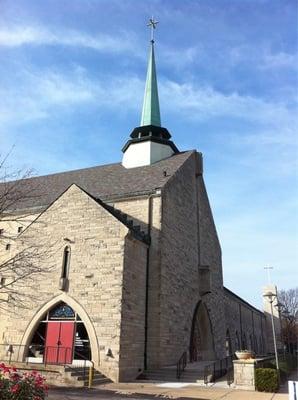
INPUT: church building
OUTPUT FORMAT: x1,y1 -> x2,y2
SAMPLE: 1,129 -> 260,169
0,25 -> 280,384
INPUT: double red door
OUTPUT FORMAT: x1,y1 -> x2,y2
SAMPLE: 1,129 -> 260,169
45,322 -> 75,364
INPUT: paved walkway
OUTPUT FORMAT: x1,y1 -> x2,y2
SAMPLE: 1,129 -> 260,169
48,381 -> 289,399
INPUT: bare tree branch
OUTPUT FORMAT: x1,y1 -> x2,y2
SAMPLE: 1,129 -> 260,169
278,287 -> 298,354
0,154 -> 54,310
278,287 -> 298,320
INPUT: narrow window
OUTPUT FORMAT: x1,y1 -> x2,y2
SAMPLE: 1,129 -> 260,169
17,226 -> 23,233
0,229 -> 4,236
5,243 -> 11,251
59,246 -> 71,291
235,331 -> 240,351
242,333 -> 247,350
0,277 -> 6,287
61,246 -> 71,279
225,329 -> 232,356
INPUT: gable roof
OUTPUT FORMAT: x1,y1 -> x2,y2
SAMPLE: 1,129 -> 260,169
17,183 -> 151,245
224,287 -> 265,317
79,186 -> 151,245
1,151 -> 195,212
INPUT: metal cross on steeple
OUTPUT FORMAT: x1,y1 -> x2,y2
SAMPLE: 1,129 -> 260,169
264,266 -> 273,284
147,17 -> 159,42
141,17 -> 161,127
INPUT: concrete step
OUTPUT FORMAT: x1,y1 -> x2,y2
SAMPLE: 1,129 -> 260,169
76,373 -> 106,381
92,377 -> 112,386
140,369 -> 206,383
65,366 -> 111,387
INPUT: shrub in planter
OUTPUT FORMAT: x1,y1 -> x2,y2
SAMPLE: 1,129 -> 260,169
255,368 -> 279,392
235,350 -> 255,360
0,363 -> 48,399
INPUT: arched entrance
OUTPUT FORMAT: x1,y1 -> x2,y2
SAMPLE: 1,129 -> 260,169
27,302 -> 91,364
189,301 -> 215,362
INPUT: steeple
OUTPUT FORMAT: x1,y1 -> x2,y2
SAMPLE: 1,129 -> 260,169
140,40 -> 161,127
122,18 -> 179,169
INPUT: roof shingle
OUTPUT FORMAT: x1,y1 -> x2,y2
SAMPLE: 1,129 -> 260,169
1,151 -> 195,212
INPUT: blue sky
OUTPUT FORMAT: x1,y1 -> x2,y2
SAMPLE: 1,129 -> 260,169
0,0 -> 297,308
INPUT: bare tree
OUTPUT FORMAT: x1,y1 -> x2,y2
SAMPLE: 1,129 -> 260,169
278,287 -> 298,354
0,154 -> 54,309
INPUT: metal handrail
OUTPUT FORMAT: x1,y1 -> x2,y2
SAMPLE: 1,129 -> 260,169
203,355 -> 234,385
0,344 -> 95,388
176,351 -> 187,379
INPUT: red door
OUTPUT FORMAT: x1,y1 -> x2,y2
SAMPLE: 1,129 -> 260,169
45,322 -> 75,364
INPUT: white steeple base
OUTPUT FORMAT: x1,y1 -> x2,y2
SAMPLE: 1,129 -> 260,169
122,140 -> 174,169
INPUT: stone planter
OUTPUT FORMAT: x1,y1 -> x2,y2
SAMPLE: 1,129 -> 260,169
235,351 -> 254,360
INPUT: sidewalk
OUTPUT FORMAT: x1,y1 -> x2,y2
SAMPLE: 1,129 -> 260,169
49,381 -> 289,399
100,382 -> 288,399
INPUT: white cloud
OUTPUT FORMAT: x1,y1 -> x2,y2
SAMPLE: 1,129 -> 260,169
0,68 -> 143,126
1,67 -> 297,139
160,80 -> 297,128
228,45 -> 297,71
261,52 -> 297,70
159,45 -> 202,69
0,25 -> 135,53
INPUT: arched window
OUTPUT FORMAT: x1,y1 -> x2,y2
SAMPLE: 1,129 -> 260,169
59,246 -> 71,290
226,329 -> 232,356
235,331 -> 240,351
49,302 -> 75,319
254,335 -> 258,355
242,333 -> 247,349
249,334 -> 253,351
259,335 -> 264,354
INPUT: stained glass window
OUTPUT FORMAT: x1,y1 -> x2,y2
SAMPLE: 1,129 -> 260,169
49,302 -> 75,319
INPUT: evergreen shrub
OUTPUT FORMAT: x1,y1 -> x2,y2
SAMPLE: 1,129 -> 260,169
255,368 -> 279,392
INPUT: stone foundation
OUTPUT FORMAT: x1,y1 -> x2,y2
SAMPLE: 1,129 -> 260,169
233,357 -> 275,391
4,362 -> 84,387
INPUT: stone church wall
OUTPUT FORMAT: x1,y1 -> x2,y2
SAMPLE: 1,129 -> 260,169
150,151 -> 228,366
196,165 -> 226,360
119,235 -> 147,381
113,195 -> 163,369
224,289 -> 266,355
0,184 -> 146,382
158,153 -> 200,365
0,156 -> 272,381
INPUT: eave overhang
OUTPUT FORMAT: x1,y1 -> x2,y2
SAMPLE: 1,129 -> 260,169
122,135 -> 179,154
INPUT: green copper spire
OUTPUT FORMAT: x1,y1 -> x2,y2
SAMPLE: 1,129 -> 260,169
140,21 -> 161,127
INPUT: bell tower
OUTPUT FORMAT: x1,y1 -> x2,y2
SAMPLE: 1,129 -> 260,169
122,18 -> 179,169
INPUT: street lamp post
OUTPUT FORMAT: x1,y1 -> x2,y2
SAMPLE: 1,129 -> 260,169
263,291 -> 280,375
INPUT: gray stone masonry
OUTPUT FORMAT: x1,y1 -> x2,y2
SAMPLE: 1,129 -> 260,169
0,150 -> 274,384
225,290 -> 267,355
233,357 -> 275,391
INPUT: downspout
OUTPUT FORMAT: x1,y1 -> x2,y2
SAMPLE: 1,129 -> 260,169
252,310 -> 255,350
260,314 -> 265,353
195,173 -> 201,266
144,194 -> 153,370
